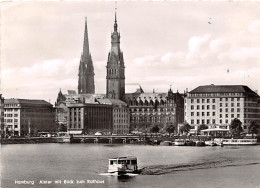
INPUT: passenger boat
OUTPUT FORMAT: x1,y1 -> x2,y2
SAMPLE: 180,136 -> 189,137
108,156 -> 138,175
221,138 -> 257,145
160,141 -> 173,146
174,139 -> 185,146
205,140 -> 217,146
195,141 -> 206,146
213,138 -> 224,146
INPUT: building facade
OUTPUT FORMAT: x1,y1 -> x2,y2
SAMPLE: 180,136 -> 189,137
54,90 -> 68,129
97,99 -> 130,135
124,87 -> 184,133
67,103 -> 113,134
4,99 -> 55,136
106,13 -> 125,101
0,94 -> 4,137
185,85 -> 260,133
78,18 -> 95,94
54,89 -> 105,129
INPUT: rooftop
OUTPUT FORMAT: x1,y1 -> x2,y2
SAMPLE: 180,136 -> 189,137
4,99 -> 53,107
190,85 -> 258,96
97,99 -> 127,106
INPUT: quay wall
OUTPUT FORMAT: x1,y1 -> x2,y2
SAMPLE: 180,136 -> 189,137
1,137 -> 61,144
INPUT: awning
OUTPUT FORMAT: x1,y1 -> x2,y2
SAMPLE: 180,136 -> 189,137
201,128 -> 229,132
68,130 -> 83,134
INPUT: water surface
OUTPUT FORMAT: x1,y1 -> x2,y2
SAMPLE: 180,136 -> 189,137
1,144 -> 260,188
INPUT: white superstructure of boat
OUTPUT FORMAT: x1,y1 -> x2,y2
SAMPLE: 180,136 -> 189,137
215,138 -> 257,145
108,156 -> 138,174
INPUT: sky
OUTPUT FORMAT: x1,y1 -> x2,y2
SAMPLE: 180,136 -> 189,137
1,1 -> 260,105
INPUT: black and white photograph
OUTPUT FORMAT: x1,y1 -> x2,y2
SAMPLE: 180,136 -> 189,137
1,1 -> 260,188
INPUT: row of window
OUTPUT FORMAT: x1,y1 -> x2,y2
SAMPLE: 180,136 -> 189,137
4,109 -> 18,112
4,104 -> 20,107
190,108 -> 241,113
131,108 -> 174,112
189,93 -> 242,97
191,118 -> 247,125
190,109 -> 241,116
190,105 -> 215,110
190,112 -> 241,118
132,117 -> 173,123
190,97 -> 241,103
4,119 -> 18,123
190,104 -> 241,110
113,119 -> 129,124
114,109 -> 128,113
4,114 -> 18,117
127,100 -> 174,107
114,114 -> 128,118
69,123 -> 82,129
114,124 -> 129,129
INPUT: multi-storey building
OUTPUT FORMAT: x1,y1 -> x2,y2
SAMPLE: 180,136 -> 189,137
54,90 -> 105,128
78,18 -> 95,94
185,85 -> 260,133
0,94 -> 4,137
67,102 -> 113,134
124,87 -> 184,133
106,13 -> 125,101
54,89 -> 68,129
4,99 -> 55,136
97,99 -> 130,135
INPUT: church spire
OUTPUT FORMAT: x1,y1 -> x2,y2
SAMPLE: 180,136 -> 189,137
82,17 -> 90,58
114,5 -> 118,32
78,18 -> 95,94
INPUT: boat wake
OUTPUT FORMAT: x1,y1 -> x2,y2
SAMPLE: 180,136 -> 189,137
140,160 -> 260,175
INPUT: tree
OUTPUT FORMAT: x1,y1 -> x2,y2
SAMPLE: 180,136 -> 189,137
179,122 -> 191,135
248,121 -> 260,138
150,125 -> 159,134
230,118 -> 243,138
197,124 -> 208,135
59,124 -> 67,132
166,123 -> 176,136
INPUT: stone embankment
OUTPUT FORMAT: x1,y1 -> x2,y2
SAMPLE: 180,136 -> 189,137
1,137 -> 66,144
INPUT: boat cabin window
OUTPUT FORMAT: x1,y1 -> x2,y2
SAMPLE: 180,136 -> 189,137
131,160 -> 137,165
110,160 -> 117,165
118,160 -> 126,164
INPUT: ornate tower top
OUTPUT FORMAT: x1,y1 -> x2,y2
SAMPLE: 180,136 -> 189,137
106,7 -> 125,100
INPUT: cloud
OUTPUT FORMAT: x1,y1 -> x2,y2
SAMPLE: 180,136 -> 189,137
248,20 -> 260,33
20,59 -> 64,75
188,34 -> 211,53
229,47 -> 260,61
209,38 -> 227,52
133,55 -> 157,66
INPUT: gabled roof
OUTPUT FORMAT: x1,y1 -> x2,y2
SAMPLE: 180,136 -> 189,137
190,85 -> 258,95
125,93 -> 168,102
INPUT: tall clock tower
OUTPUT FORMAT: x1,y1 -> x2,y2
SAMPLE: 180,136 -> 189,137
106,13 -> 125,100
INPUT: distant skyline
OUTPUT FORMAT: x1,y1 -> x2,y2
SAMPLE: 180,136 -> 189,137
1,1 -> 260,104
